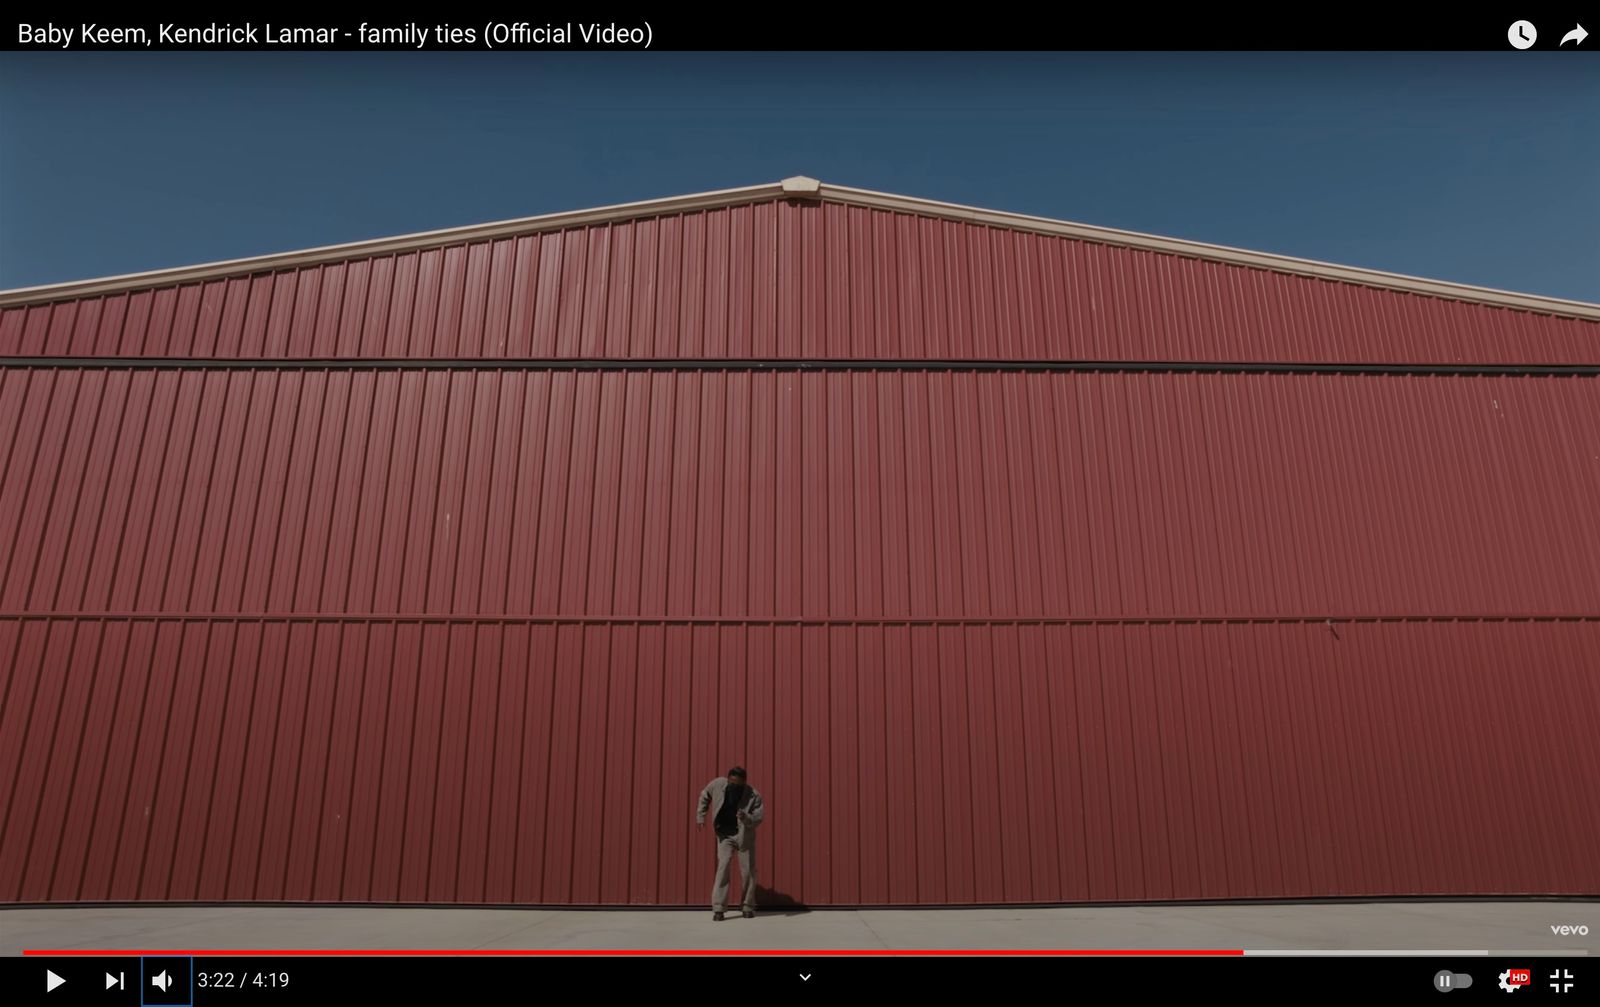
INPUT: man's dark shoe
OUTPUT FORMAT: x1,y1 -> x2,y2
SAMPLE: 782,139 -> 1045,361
742,910 -> 755,919
712,911 -> 725,921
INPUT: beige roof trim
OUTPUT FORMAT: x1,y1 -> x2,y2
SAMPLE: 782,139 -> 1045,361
819,182 -> 1600,321
0,181 -> 788,308
3,177 -> 1597,320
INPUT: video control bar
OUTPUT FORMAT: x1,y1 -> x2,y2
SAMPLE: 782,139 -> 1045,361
5,953 -> 1585,1003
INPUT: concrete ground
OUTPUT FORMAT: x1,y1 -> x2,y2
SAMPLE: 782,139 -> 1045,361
3,901 -> 1595,954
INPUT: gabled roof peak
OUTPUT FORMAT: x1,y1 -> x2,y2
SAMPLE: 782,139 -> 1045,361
781,176 -> 822,196
2,179 -> 1596,320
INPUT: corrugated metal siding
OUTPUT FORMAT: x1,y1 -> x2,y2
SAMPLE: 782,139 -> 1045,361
1,619 -> 1597,903
3,202 -> 1598,365
1,369 -> 1598,620
3,196 -> 1598,906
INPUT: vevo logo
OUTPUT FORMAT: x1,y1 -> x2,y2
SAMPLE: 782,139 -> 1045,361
1550,924 -> 1590,935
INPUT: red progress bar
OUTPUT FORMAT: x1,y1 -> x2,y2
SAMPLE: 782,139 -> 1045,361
27,948 -> 1243,956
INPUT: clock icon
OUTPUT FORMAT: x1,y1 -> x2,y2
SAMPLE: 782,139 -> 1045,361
1508,20 -> 1537,49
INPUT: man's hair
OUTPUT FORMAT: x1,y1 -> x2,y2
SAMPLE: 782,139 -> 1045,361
727,766 -> 746,778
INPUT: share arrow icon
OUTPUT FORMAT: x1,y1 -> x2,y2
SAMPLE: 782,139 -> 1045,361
1561,24 -> 1588,45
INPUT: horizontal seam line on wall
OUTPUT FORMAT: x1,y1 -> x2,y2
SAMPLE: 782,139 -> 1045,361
2,357 -> 1599,377
1,613 -> 1597,626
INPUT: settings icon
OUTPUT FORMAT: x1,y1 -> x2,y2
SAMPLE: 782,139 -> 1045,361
1499,968 -> 1531,993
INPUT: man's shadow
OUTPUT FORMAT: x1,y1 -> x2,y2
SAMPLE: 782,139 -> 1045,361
753,885 -> 810,916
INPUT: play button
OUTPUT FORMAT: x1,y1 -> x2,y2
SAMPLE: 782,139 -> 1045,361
46,969 -> 65,992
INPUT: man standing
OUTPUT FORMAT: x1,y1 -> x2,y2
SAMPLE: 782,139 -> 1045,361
696,766 -> 765,921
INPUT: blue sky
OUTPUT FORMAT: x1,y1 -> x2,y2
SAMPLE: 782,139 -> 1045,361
2,52 -> 1596,300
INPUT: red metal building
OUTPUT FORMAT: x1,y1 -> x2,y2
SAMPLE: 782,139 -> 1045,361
2,177 -> 1597,906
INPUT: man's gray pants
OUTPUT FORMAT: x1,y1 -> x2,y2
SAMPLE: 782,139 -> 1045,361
713,835 -> 757,911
